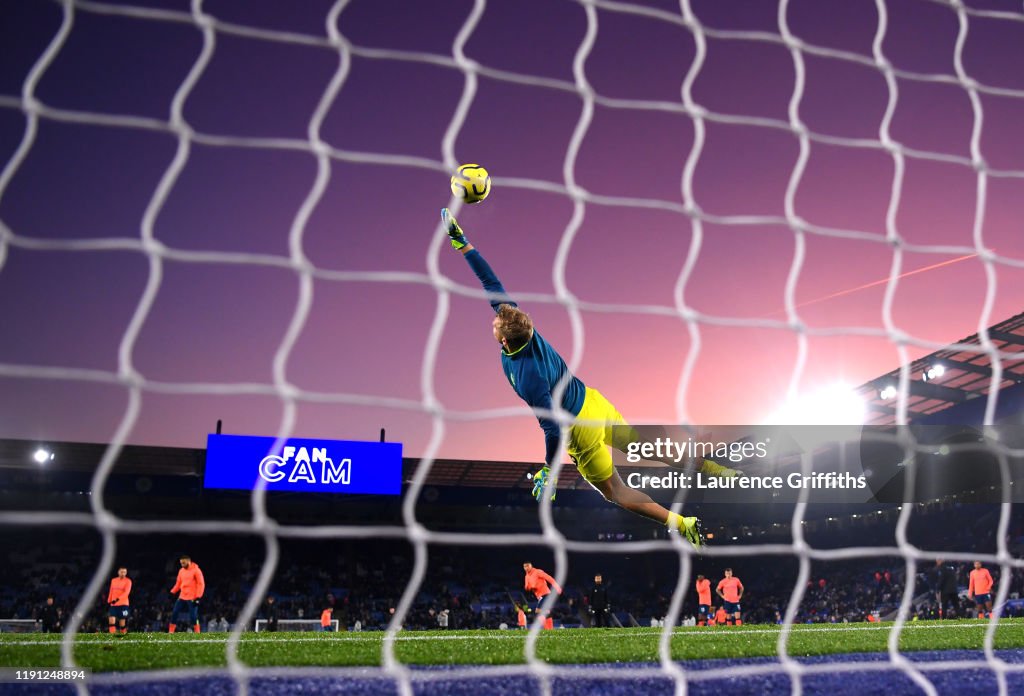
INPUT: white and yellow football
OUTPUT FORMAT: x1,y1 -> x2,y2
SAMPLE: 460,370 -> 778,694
450,163 -> 491,204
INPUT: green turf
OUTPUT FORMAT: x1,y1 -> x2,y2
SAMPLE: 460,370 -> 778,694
1,620 -> 1022,673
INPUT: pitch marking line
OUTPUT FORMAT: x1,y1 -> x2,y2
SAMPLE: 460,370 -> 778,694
1,621 -> 1005,646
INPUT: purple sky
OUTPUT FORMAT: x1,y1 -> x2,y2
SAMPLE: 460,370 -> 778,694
1,0 -> 1023,465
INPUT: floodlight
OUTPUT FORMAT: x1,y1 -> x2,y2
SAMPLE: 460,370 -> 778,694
768,383 -> 868,425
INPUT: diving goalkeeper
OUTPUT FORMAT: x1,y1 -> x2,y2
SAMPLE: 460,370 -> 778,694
443,209 -> 735,548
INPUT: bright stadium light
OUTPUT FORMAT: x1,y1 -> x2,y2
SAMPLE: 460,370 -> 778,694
923,364 -> 945,381
33,447 -> 54,465
768,383 -> 868,426
879,384 -> 897,400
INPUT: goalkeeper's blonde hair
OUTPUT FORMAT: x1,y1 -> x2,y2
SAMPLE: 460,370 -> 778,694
497,304 -> 533,351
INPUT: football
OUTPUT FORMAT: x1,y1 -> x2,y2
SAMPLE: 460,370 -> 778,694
450,163 -> 491,204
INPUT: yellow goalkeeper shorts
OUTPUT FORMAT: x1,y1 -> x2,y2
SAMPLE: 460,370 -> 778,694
567,387 -> 638,485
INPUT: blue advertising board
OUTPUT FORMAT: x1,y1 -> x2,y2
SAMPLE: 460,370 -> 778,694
204,434 -> 402,495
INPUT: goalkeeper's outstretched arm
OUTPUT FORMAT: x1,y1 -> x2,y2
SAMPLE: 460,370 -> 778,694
442,208 -> 516,312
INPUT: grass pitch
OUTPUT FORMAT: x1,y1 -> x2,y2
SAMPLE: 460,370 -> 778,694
1,620 -> 1022,673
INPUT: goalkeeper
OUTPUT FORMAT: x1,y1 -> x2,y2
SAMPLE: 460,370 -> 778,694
443,209 -> 735,548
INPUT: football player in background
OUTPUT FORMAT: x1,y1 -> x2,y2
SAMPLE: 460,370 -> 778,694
107,566 -> 132,634
169,554 -> 205,633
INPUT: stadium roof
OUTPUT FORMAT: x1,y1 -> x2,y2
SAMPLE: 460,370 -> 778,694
857,310 -> 1024,425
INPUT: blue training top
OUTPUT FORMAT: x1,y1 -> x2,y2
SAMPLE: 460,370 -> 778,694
463,248 -> 586,466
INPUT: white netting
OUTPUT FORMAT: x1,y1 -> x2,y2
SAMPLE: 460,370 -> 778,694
2,0 -> 1024,695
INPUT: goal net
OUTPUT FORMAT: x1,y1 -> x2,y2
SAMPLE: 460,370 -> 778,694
0,620 -> 40,634
1,0 -> 1023,694
254,619 -> 339,633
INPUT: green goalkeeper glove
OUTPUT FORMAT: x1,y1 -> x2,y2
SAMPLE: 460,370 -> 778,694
441,208 -> 469,250
531,466 -> 556,501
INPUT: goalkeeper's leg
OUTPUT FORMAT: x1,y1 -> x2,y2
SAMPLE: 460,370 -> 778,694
588,466 -> 703,549
570,396 -> 703,548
